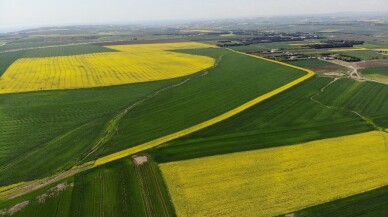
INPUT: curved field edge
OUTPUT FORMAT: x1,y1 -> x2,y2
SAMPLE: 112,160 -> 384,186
160,131 -> 388,217
0,49 -> 314,199
92,50 -> 315,166
0,42 -> 216,94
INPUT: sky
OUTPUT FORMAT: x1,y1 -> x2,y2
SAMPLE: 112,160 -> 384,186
1,0 -> 388,31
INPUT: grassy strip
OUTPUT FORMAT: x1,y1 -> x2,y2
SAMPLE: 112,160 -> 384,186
0,178 -> 74,217
288,185 -> 388,217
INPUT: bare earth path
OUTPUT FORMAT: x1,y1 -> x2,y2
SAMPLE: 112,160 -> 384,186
133,155 -> 172,217
327,59 -> 387,85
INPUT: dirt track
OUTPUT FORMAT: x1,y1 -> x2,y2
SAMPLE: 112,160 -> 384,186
326,59 -> 387,84
132,155 -> 171,217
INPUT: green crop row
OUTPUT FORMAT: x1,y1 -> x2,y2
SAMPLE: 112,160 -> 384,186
151,77 -> 387,163
1,157 -> 174,217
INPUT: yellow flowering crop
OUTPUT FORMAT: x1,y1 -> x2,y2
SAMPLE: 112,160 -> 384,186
329,48 -> 368,52
0,42 -> 215,94
160,131 -> 388,217
0,182 -> 25,194
374,48 -> 388,52
105,42 -> 215,52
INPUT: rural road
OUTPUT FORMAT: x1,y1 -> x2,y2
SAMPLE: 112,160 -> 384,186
327,59 -> 387,84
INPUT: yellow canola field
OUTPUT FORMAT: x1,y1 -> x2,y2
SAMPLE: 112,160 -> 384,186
160,131 -> 388,217
329,47 -> 368,52
0,42 -> 215,94
374,48 -> 388,52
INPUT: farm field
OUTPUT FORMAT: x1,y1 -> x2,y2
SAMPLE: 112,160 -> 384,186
0,44 -> 116,77
356,60 -> 388,68
69,158 -> 148,217
355,43 -> 387,49
131,156 -> 176,217
0,46 -> 308,187
0,41 -> 77,52
0,157 -> 174,217
1,180 -> 74,217
285,59 -> 334,67
230,42 -> 304,52
286,59 -> 347,73
152,77 -> 383,163
0,77 -> 180,186
290,186 -> 388,217
0,42 -> 215,94
363,74 -> 388,83
314,78 -> 388,127
361,66 -> 388,74
88,48 -> 307,161
160,131 -> 388,217
328,48 -> 368,52
341,50 -> 387,60
1,5 -> 388,217
360,66 -> 388,82
0,171 -> 75,217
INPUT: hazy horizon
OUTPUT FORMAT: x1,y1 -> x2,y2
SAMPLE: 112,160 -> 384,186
1,0 -> 388,33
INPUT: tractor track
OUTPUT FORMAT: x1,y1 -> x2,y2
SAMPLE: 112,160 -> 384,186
310,77 -> 388,138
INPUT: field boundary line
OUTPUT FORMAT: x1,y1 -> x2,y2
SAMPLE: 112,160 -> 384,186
93,49 -> 315,166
